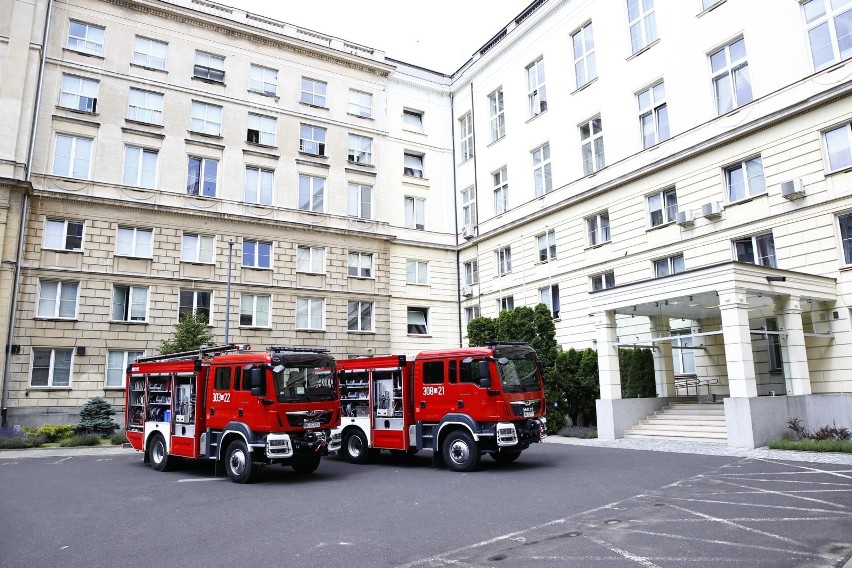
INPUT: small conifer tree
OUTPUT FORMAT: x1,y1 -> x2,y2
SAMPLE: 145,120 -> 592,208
74,397 -> 119,436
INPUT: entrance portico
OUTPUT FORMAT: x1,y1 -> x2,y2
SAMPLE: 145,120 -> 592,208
590,262 -> 839,448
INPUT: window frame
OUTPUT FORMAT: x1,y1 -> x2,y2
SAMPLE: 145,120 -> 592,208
532,143 -> 553,196
247,113 -> 277,146
186,156 -> 219,198
580,116 -> 605,175
653,254 -> 686,277
242,239 -> 273,270
824,122 -> 852,172
111,285 -> 149,322
189,101 -> 223,136
44,218 -> 84,252
36,280 -> 80,319
132,36 -> 167,70
464,305 -> 481,325
461,186 -> 476,229
116,226 -> 153,258
802,0 -> 852,71
537,229 -> 557,262
348,252 -> 374,278
348,89 -> 373,118
347,300 -> 374,332
193,51 -> 225,82
299,124 -> 327,156
406,260 -> 429,285
725,155 -> 766,202
239,293 -> 271,328
407,307 -> 429,335
59,74 -> 99,113
53,134 -> 92,180
296,245 -> 325,274
106,350 -> 144,388
526,57 -> 548,117
181,233 -> 215,264
127,88 -> 164,125
404,196 -> 426,230
403,152 -> 425,178
591,271 -> 615,291
67,20 -> 104,56
402,109 -> 424,133
572,22 -> 597,89
178,289 -> 212,321
647,187 -> 678,227
538,284 -> 560,318
586,211 -> 611,246
122,145 -> 158,189
733,232 -> 777,268
627,0 -> 658,54
493,167 -> 509,215
30,348 -> 74,388
348,183 -> 372,219
296,297 -> 325,331
249,64 -> 278,96
244,166 -> 274,206
463,260 -> 479,285
498,296 -> 515,312
709,37 -> 752,115
489,88 -> 506,141
298,174 -> 325,213
300,77 -> 327,107
637,81 -> 669,148
496,246 -> 512,276
348,134 -> 373,165
459,113 -> 474,162
838,211 -> 852,265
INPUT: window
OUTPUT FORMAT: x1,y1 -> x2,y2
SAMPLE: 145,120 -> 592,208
701,0 -> 722,9
112,285 -> 149,322
296,298 -> 325,330
572,23 -> 597,89
638,81 -> 669,148
301,77 -> 327,106
181,233 -> 215,263
67,21 -> 104,56
247,113 -> 276,146
587,211 -> 611,246
249,64 -> 277,95
803,0 -> 852,71
407,260 -> 428,285
37,280 -> 79,319
349,90 -> 372,117
30,348 -> 73,387
53,134 -> 92,179
627,0 -> 657,54
460,113 -> 474,161
193,51 -> 225,82
824,122 -> 852,171
190,101 -> 222,136
116,226 -> 153,258
347,301 -> 373,331
734,233 -> 776,267
297,245 -> 325,274
493,167 -> 509,215
498,296 -> 515,312
407,307 -> 429,335
580,117 -> 605,175
532,143 -> 552,196
348,183 -> 372,219
765,318 -> 783,372
59,75 -> 98,112
489,88 -> 505,141
591,271 -> 615,291
654,254 -> 685,277
106,350 -> 144,388
299,124 -> 326,156
186,156 -> 218,197
463,260 -> 479,285
44,219 -> 84,251
403,152 -> 424,177
123,146 -> 158,189
710,38 -> 752,115
298,175 -> 325,212
348,134 -> 373,164
245,167 -> 273,205
133,36 -> 166,70
526,58 -> 548,116
839,212 -> 852,264
214,367 -> 231,390
127,88 -> 164,124
179,289 -> 211,320
403,109 -> 424,132
240,294 -> 270,327
404,197 -> 425,230
539,284 -> 560,318
647,187 -> 677,227
537,230 -> 556,262
461,186 -> 476,229
243,240 -> 272,269
726,156 -> 766,201
496,246 -> 512,276
348,252 -> 373,278
464,306 -> 481,325
671,330 -> 696,375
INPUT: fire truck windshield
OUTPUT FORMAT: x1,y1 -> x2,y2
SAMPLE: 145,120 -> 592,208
274,364 -> 336,403
495,349 -> 541,394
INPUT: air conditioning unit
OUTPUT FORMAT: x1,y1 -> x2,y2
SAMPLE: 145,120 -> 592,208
461,286 -> 473,298
780,178 -> 806,200
701,201 -> 722,219
675,210 -> 694,226
461,225 -> 475,240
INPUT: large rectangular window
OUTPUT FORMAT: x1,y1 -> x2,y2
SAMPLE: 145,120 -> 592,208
825,122 -> 852,171
572,22 -> 596,89
489,88 -> 505,141
461,187 -> 476,230
106,350 -> 144,388
296,298 -> 325,330
59,74 -> 98,112
403,153 -> 424,178
498,296 -> 515,312
406,260 -> 428,285
463,260 -> 479,285
297,245 -> 325,274
190,101 -> 222,136
181,233 -> 214,263
301,77 -> 327,107
539,284 -> 560,318
299,124 -> 326,156
403,109 -> 424,132
493,167 -> 509,214
803,0 -> 852,71
67,21 -> 104,56
249,64 -> 278,95
537,230 -> 556,262
127,88 -> 164,124
133,36 -> 167,70
726,156 -> 766,202
627,0 -> 657,54
194,51 -> 225,82
37,280 -> 79,319
112,285 -> 148,322
460,113 -> 474,161
647,187 -> 677,227
347,301 -> 373,331
638,81 -> 669,148
53,134 -> 92,179
348,183 -> 372,219
654,254 -> 685,277
710,38 -> 752,115
348,252 -> 373,278
407,307 -> 429,335
348,90 -> 372,117
591,271 -> 615,291
405,197 -> 425,230
242,240 -> 272,269
31,348 -> 73,387
580,117 -> 605,175
247,113 -> 276,146
116,227 -> 153,258
496,246 -> 512,276
186,157 -> 218,197
734,233 -> 776,267
179,289 -> 211,320
532,143 -> 552,196
298,175 -> 325,212
44,219 -> 84,251
245,167 -> 273,205
587,211 -> 611,246
671,330 -> 696,375
839,212 -> 852,264
526,58 -> 548,117
348,134 -> 373,164
240,294 -> 270,327
123,146 -> 158,189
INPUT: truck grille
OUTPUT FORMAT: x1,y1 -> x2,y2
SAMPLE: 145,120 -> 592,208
285,409 -> 333,428
509,400 -> 541,417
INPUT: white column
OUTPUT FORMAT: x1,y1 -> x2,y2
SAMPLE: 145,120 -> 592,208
719,289 -> 758,398
595,310 -> 621,400
649,315 -> 675,397
775,295 -> 812,396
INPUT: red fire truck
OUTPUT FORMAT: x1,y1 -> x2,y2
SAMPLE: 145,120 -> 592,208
125,344 -> 341,483
335,342 -> 547,472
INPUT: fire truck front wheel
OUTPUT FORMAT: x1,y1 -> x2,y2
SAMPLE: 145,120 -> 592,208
343,429 -> 373,464
291,452 -> 321,474
442,430 -> 480,473
148,433 -> 173,472
224,440 -> 256,484
490,450 -> 522,464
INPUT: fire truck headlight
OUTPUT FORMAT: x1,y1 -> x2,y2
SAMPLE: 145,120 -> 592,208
496,422 -> 518,446
266,434 -> 293,458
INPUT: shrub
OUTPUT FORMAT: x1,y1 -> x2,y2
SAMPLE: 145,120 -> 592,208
0,427 -> 46,449
811,424 -> 851,441
24,423 -> 75,443
59,433 -> 103,447
110,431 -> 128,445
74,397 -> 119,436
769,438 -> 852,453
785,417 -> 808,441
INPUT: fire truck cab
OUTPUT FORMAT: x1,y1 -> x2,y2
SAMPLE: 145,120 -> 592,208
336,342 -> 547,472
125,345 -> 341,483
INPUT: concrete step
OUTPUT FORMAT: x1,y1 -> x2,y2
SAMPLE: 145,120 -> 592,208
624,427 -> 727,438
623,433 -> 727,443
659,408 -> 725,415
651,414 -> 726,421
635,423 -> 728,433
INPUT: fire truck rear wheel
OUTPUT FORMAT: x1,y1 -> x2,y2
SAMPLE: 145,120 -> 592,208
343,429 -> 371,464
490,450 -> 522,464
291,453 -> 321,474
442,430 -> 480,472
148,433 -> 172,472
225,440 -> 255,483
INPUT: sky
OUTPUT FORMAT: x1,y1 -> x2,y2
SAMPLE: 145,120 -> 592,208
230,1 -> 532,73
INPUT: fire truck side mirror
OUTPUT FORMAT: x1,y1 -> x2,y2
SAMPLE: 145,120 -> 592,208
477,361 -> 491,388
249,367 -> 265,396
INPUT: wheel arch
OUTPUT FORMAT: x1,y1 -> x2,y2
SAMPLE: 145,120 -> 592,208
436,414 -> 478,451
341,424 -> 370,447
216,422 -> 255,461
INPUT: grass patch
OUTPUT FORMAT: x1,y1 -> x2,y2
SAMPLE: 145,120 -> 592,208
109,431 -> 128,445
559,426 -> 598,439
768,438 -> 852,453
0,432 -> 46,449
58,433 -> 104,447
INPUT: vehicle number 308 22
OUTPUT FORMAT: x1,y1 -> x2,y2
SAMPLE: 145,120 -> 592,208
422,386 -> 445,396
212,392 -> 231,403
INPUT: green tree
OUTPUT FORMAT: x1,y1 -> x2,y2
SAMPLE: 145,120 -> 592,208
160,312 -> 214,355
620,348 -> 656,398
466,316 -> 497,347
74,397 -> 119,436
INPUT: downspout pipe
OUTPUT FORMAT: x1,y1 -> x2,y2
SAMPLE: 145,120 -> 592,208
1,0 -> 52,426
450,88 -> 462,347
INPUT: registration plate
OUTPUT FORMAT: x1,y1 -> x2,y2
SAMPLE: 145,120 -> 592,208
304,421 -> 321,429
523,408 -> 534,417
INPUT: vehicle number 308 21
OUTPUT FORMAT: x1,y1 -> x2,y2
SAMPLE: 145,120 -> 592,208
422,386 -> 445,396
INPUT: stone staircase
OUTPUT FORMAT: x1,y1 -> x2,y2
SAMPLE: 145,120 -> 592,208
623,401 -> 727,443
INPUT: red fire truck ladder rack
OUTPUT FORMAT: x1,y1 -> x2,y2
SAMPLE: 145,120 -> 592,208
135,344 -> 249,363
266,346 -> 330,353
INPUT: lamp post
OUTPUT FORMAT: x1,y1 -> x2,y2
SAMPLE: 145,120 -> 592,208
224,238 -> 234,344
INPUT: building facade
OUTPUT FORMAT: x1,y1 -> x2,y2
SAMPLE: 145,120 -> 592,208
2,0 -> 851,448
